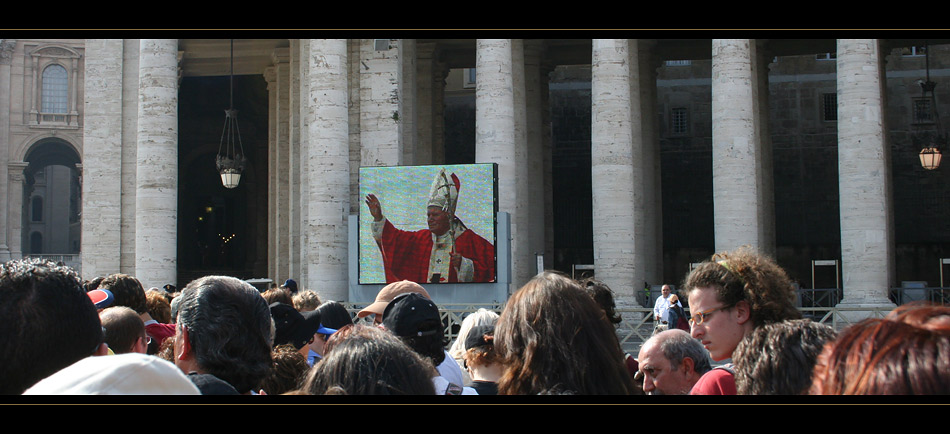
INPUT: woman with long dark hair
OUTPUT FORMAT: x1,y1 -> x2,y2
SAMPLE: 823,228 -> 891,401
494,271 -> 637,395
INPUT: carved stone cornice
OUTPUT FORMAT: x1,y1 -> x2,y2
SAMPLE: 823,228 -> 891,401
0,39 -> 15,65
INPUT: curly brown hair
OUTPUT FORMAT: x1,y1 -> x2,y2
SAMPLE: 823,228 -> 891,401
683,246 -> 800,327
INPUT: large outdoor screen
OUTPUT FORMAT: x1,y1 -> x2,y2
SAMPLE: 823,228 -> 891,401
358,163 -> 498,285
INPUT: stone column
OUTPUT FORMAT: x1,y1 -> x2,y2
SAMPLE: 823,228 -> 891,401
591,39 -> 640,304
81,39 -> 125,278
288,40 -> 302,281
399,39 -> 417,166
7,162 -> 28,259
267,48 -> 292,283
415,43 -> 437,165
120,40 -> 140,274
297,39 -> 311,287
306,39 -> 349,301
359,38 -> 403,166
836,39 -> 895,309
266,66 -> 277,280
134,39 -> 179,289
0,40 -> 14,260
475,39 -> 526,289
711,39 -> 771,253
638,40 -> 663,284
524,40 -> 546,272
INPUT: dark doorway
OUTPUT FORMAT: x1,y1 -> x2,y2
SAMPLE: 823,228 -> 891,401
177,74 -> 269,285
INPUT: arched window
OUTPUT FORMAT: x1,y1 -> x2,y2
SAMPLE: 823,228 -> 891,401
41,64 -> 68,114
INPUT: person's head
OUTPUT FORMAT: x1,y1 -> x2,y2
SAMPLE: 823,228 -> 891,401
733,319 -> 836,395
145,289 -> 172,324
310,301 -> 353,357
292,290 -> 322,312
449,308 -> 500,360
580,278 -> 622,325
259,344 -> 310,395
262,287 -> 294,306
301,324 -> 436,395
98,273 -> 148,314
637,329 -> 711,395
684,246 -> 801,361
461,325 -> 500,376
885,302 -> 950,331
281,279 -> 298,294
1,259 -> 107,394
494,271 -> 638,395
661,284 -> 671,298
269,302 -> 321,357
356,280 -> 431,324
427,206 -> 452,236
174,276 -> 275,394
100,306 -> 149,354
83,276 -> 105,292
810,305 -> 950,395
381,292 -> 446,367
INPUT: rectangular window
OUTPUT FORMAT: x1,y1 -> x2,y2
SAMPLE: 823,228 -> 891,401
816,53 -> 836,61
671,107 -> 689,134
914,97 -> 935,124
900,46 -> 926,57
665,60 -> 691,67
822,93 -> 837,121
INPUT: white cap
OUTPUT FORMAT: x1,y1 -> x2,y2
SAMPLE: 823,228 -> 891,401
23,353 -> 200,395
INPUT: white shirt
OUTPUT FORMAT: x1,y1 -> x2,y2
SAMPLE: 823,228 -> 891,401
653,294 -> 681,323
437,350 -> 464,386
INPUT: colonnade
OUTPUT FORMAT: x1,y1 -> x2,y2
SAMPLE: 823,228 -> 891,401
72,38 -> 895,311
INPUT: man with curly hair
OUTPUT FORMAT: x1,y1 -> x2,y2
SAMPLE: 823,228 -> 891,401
683,246 -> 801,395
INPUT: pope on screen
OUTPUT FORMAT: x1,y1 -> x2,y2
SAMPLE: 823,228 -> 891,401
364,168 -> 495,284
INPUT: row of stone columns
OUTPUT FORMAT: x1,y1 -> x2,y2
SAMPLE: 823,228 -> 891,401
588,38 -> 894,310
74,38 -> 896,308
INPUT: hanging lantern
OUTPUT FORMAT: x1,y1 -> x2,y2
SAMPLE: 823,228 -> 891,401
913,43 -> 943,171
215,39 -> 246,189
920,146 -> 943,170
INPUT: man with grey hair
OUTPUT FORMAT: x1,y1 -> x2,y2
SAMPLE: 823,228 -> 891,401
637,328 -> 712,395
173,275 -> 274,395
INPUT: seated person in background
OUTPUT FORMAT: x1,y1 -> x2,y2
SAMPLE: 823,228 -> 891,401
732,319 -> 836,395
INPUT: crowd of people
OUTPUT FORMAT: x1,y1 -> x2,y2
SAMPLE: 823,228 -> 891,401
2,244 -> 949,397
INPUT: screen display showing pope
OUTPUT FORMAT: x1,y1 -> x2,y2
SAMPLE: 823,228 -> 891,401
359,164 -> 497,285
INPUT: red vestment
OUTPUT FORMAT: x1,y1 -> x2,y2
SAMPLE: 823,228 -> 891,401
376,219 -> 495,284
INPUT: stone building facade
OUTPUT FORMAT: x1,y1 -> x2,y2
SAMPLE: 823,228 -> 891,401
1,37 -> 948,314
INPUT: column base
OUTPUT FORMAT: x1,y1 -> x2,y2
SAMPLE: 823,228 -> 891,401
832,298 -> 897,323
